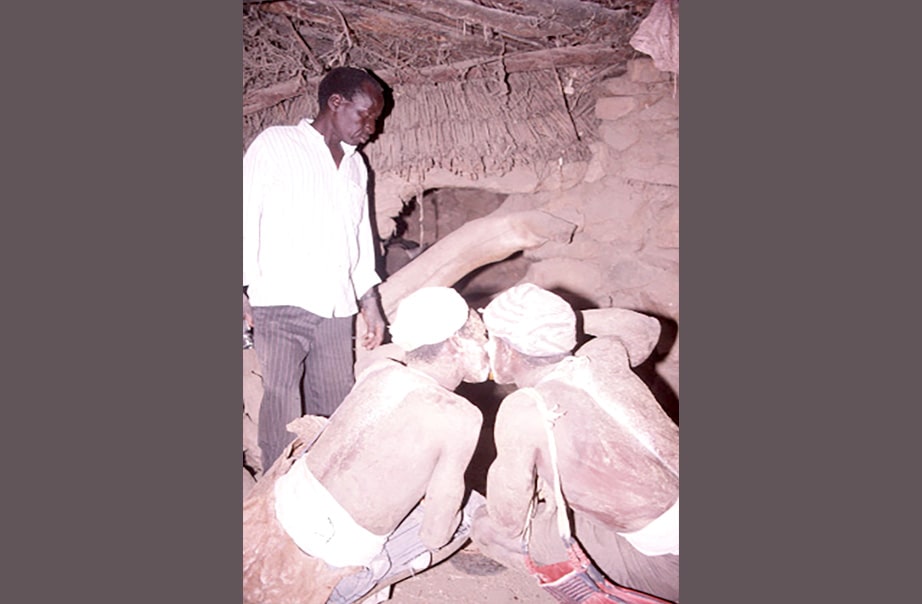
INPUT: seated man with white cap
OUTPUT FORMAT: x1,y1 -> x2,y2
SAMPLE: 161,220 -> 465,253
243,286 -> 491,604
471,283 -> 680,603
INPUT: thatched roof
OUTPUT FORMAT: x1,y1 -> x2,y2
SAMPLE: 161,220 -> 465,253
242,0 -> 662,180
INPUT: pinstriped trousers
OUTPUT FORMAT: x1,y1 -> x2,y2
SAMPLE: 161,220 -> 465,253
252,305 -> 355,471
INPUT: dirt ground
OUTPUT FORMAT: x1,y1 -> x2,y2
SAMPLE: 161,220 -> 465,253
384,542 -> 556,603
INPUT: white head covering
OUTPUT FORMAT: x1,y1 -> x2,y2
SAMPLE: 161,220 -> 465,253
482,283 -> 576,356
388,286 -> 470,352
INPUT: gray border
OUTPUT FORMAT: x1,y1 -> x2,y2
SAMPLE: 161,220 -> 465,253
681,2 -> 918,602
4,3 -> 242,602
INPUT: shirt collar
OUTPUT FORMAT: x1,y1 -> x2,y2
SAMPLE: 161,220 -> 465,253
299,118 -> 359,158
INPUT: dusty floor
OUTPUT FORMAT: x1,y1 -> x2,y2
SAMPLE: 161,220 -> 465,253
384,543 -> 556,603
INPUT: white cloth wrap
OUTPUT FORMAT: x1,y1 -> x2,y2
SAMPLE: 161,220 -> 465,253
274,455 -> 389,568
482,283 -> 576,356
617,497 -> 679,556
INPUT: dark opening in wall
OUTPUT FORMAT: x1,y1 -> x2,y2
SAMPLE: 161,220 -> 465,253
382,187 -> 529,309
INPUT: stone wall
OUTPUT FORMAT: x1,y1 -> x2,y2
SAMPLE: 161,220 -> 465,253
514,57 -> 679,399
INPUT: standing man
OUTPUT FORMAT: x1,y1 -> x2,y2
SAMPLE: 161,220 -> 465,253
243,67 -> 388,471
472,283 -> 680,602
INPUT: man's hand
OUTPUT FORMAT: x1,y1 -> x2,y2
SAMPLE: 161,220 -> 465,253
243,291 -> 254,329
358,288 -> 385,350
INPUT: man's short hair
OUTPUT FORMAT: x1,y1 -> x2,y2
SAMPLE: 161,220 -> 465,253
318,66 -> 383,109
404,340 -> 447,363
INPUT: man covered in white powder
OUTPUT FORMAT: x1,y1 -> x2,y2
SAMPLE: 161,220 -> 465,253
471,283 -> 680,603
243,286 -> 491,604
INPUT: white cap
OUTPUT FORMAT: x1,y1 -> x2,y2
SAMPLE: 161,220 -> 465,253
389,286 -> 470,352
482,283 -> 576,356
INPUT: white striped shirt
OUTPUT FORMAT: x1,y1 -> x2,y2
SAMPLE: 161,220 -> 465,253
243,119 -> 381,317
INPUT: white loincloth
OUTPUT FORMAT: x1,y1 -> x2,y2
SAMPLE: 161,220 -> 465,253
617,496 -> 679,557
274,455 -> 389,568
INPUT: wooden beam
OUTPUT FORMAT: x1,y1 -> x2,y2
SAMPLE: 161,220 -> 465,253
281,15 -> 325,73
322,43 -> 627,86
514,0 -> 630,28
256,0 -> 628,32
260,0 -> 499,45
488,43 -> 625,73
397,0 -> 569,38
258,0 -> 518,72
243,75 -> 303,115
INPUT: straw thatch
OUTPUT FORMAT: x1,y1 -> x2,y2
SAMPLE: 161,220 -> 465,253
242,0 -> 659,180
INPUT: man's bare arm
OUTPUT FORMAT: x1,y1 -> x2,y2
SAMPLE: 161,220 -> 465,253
418,404 -> 482,550
483,390 -> 544,538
